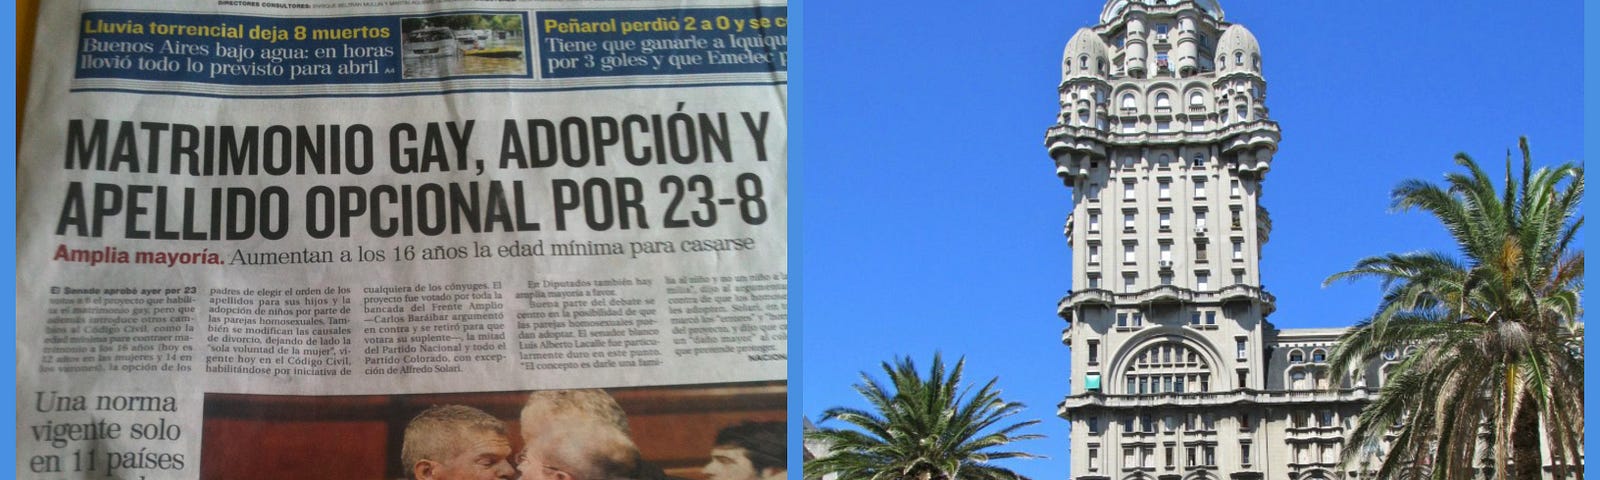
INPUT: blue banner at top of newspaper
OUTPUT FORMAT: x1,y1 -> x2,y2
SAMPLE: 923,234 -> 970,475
72,7 -> 787,87
534,7 -> 787,78
76,11 -> 536,85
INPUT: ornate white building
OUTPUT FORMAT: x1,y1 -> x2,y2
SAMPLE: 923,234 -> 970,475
1044,1 -> 1390,479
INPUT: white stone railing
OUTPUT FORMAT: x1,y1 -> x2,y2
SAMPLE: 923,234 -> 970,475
1059,388 -> 1375,413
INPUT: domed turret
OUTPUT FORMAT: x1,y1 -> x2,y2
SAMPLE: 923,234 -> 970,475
1216,24 -> 1261,73
1062,27 -> 1109,80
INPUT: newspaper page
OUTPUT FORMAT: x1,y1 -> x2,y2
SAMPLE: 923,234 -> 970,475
17,1 -> 787,478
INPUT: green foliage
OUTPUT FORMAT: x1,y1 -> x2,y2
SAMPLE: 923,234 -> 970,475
804,354 -> 1043,480
1326,138 -> 1583,479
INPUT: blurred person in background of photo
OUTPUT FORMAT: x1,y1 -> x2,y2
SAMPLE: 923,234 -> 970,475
702,422 -> 785,480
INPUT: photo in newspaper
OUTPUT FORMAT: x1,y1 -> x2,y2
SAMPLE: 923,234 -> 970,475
199,382 -> 784,480
17,1 -> 787,478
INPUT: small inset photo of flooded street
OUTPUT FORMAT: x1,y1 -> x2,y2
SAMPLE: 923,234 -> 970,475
400,13 -> 528,80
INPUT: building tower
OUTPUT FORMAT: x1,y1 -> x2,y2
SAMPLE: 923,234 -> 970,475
1044,1 -> 1377,478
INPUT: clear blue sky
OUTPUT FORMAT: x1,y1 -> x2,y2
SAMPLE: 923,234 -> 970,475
797,1 -> 1583,478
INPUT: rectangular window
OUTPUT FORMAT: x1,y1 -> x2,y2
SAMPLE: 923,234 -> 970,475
1088,245 -> 1101,263
1160,274 -> 1173,285
1165,446 -> 1175,468
1236,339 -> 1247,360
1141,414 -> 1154,432
1205,311 -> 1216,324
1191,117 -> 1205,129
1124,182 -> 1136,200
1088,213 -> 1101,231
1195,180 -> 1207,198
1320,410 -> 1334,427
1132,312 -> 1144,326
1158,181 -> 1171,199
1233,241 -> 1244,260
1190,312 -> 1201,325
1123,275 -> 1136,292
1238,370 -> 1248,389
1122,120 -> 1137,133
1195,211 -> 1207,229
1085,373 -> 1101,391
1117,312 -> 1128,327
1123,244 -> 1136,263
1186,447 -> 1196,466
1230,179 -> 1241,197
1233,271 -> 1245,284
1203,414 -> 1215,431
1239,412 -> 1251,430
1203,445 -> 1215,466
1199,376 -> 1209,392
1142,447 -> 1154,468
1087,417 -> 1100,434
1088,340 -> 1100,365
1156,120 -> 1170,132
1124,447 -> 1134,465
1088,184 -> 1101,201
1159,212 -> 1172,230
1123,213 -> 1136,230
1089,448 -> 1100,471
1240,442 -> 1252,465
1088,274 -> 1101,289
1197,272 -> 1210,290
1231,210 -> 1242,229
1159,243 -> 1172,261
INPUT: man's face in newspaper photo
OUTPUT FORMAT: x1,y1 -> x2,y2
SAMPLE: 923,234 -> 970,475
419,430 -> 516,480
514,446 -> 566,480
702,446 -> 766,480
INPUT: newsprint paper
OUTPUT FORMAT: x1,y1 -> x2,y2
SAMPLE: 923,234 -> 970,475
17,1 -> 787,478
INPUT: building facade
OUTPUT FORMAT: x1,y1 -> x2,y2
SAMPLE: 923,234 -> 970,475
1044,1 -> 1387,479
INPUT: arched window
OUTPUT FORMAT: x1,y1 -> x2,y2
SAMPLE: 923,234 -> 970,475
1311,349 -> 1327,362
1081,55 -> 1089,70
1158,154 -> 1171,168
1236,104 -> 1248,121
1189,91 -> 1204,106
1290,370 -> 1306,390
1289,349 -> 1305,363
1097,57 -> 1106,74
1123,341 -> 1211,395
1121,93 -> 1136,110
1235,52 -> 1243,65
1155,93 -> 1171,109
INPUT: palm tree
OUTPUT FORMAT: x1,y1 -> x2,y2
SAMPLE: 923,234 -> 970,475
803,354 -> 1044,480
1324,138 -> 1583,480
